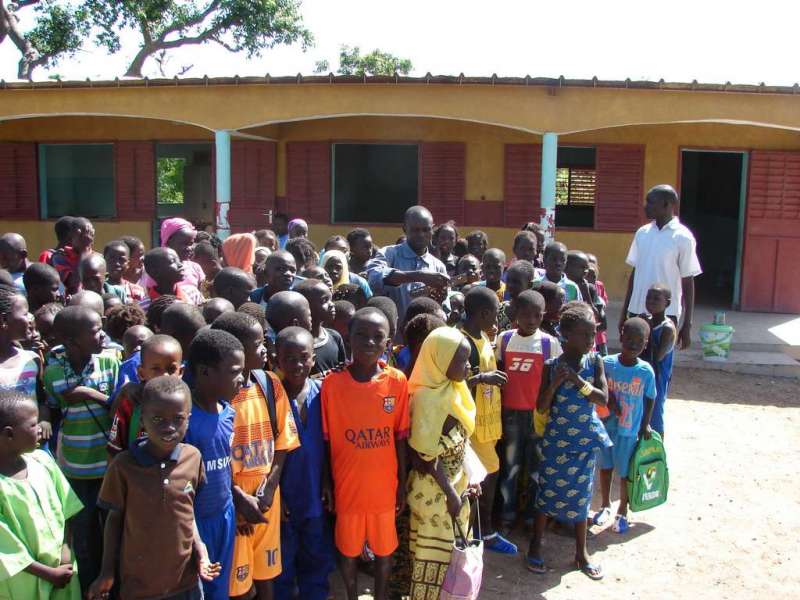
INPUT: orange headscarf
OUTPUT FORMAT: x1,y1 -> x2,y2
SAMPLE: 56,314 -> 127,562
222,233 -> 257,273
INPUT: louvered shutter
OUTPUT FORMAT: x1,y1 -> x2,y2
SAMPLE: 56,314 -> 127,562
503,144 -> 541,226
286,142 -> 331,223
228,141 -> 276,232
115,142 -> 155,220
594,144 -> 645,231
741,151 -> 800,312
0,143 -> 38,219
419,142 -> 465,224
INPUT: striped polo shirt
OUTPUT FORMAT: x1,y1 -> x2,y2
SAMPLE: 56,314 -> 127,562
44,347 -> 119,479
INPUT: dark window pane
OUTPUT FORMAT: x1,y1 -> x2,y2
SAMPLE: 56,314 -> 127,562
333,144 -> 418,223
41,144 -> 114,218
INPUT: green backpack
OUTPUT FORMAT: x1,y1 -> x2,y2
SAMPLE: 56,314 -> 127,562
626,432 -> 669,512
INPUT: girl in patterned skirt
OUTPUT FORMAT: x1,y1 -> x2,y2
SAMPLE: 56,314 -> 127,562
526,301 -> 611,580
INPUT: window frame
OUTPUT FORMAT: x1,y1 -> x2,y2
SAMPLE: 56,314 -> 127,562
330,141 -> 420,225
555,145 -> 597,229
39,142 -> 116,220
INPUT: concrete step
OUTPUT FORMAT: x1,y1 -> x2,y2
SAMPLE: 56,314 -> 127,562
671,348 -> 800,379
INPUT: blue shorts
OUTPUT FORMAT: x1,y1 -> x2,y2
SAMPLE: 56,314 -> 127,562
599,420 -> 638,477
195,501 -> 236,600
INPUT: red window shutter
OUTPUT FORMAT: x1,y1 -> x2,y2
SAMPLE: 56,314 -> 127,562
594,144 -> 645,231
229,141 -> 276,231
741,150 -> 800,312
463,202 -> 504,227
286,142 -> 331,224
115,142 -> 155,220
419,142 -> 465,224
503,144 -> 541,226
0,143 -> 38,219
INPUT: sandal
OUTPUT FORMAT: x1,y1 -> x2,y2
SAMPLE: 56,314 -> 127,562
575,559 -> 604,580
592,507 -> 612,526
526,555 -> 546,574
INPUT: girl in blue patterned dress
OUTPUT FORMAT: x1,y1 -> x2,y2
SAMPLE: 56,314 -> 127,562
526,301 -> 611,580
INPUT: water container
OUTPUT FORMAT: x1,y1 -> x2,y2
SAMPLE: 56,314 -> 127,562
699,323 -> 735,362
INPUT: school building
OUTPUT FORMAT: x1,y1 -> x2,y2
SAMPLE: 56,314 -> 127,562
1,74 -> 800,311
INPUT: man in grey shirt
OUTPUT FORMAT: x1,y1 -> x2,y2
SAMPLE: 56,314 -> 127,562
367,206 -> 450,328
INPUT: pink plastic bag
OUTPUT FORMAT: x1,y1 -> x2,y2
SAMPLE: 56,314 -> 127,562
440,499 -> 483,600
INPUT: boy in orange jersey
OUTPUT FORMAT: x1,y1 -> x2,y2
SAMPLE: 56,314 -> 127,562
322,307 -> 409,600
211,312 -> 300,600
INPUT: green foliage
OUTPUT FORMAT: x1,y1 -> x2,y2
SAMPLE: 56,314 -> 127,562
84,0 -> 313,76
157,157 -> 185,204
315,45 -> 413,76
1,0 -> 90,78
27,2 -> 87,60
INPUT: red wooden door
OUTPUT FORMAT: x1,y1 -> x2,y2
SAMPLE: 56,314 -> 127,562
741,150 -> 800,313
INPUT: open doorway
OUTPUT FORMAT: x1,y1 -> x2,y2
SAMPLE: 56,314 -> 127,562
680,150 -> 746,307
155,143 -> 214,240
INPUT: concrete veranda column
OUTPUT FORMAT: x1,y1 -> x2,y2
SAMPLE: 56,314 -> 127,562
540,132 -> 558,243
215,130 -> 232,240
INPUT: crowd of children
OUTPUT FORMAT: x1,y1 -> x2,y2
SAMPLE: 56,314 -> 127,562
0,209 -> 677,599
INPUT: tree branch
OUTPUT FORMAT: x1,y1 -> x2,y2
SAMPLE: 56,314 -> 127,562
157,0 -> 221,42
1,1 -> 42,79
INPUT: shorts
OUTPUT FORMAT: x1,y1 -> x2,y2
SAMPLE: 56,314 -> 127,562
599,419 -> 638,477
470,436 -> 500,474
195,501 -> 236,600
335,511 -> 398,558
229,486 -> 283,597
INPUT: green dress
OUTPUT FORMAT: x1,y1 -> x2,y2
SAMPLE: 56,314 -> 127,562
0,450 -> 83,600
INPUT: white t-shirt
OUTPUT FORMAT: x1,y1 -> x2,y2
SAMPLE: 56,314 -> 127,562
626,217 -> 702,319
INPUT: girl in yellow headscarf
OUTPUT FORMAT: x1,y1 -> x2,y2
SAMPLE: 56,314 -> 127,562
407,326 -> 477,599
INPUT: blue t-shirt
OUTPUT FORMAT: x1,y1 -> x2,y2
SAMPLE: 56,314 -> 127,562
281,379 -> 324,521
603,354 -> 656,437
184,400 -> 235,517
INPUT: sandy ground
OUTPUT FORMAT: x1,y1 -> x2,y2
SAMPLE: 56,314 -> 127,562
336,368 -> 800,600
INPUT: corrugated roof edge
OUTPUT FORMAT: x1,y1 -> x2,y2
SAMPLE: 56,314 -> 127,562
1,74 -> 799,95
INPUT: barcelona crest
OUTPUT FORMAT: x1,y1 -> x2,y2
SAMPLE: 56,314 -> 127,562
383,396 -> 396,414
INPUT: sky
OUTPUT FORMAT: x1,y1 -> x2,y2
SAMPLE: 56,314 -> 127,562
1,0 -> 800,85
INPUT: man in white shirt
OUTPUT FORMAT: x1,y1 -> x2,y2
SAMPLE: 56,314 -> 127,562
620,185 -> 702,349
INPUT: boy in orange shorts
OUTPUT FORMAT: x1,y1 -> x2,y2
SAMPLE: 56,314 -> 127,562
211,312 -> 300,600
322,307 -> 409,600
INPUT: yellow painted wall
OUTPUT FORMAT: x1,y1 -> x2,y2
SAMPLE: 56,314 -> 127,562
562,122 -> 800,191
260,116 -> 538,199
5,83 -> 800,137
0,116 -> 211,142
1,221 -> 154,257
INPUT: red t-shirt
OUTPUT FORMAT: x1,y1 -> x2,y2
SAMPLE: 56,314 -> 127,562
495,329 -> 562,411
322,364 -> 409,514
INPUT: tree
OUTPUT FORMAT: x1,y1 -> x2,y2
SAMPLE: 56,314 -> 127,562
0,0 -> 89,80
85,0 -> 313,78
315,45 -> 412,76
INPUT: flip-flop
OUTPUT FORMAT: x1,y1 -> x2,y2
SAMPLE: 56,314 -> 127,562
526,555 -> 546,574
575,560 -> 604,580
592,507 -> 612,526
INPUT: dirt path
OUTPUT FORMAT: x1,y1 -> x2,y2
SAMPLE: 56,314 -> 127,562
342,368 -> 800,599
